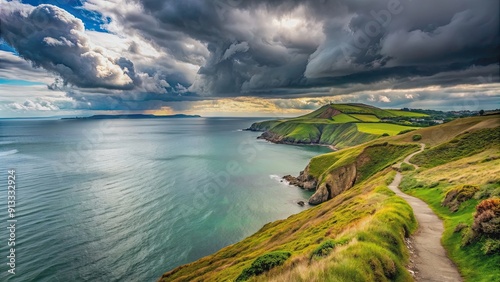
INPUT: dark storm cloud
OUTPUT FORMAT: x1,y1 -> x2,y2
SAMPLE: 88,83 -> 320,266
92,0 -> 498,97
1,0 -> 499,109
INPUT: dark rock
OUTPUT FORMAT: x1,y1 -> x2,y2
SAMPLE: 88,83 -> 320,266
297,201 -> 305,206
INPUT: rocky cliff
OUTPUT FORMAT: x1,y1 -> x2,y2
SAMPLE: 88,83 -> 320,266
285,143 -> 418,205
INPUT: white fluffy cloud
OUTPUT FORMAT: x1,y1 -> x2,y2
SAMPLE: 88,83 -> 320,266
0,1 -> 138,89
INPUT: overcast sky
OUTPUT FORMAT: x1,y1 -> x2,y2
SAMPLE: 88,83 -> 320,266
0,0 -> 498,117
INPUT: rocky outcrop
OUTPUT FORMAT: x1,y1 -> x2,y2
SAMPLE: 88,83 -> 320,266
283,168 -> 317,190
283,163 -> 357,205
285,146 -> 376,205
308,163 -> 357,205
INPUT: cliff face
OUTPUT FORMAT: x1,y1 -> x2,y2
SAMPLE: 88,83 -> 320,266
287,158 -> 358,205
309,163 -> 357,205
287,143 -> 419,205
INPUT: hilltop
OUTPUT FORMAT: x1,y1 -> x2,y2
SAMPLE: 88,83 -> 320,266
247,103 -> 430,148
159,114 -> 499,281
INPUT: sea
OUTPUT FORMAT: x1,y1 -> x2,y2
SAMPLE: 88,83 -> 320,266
0,117 -> 330,282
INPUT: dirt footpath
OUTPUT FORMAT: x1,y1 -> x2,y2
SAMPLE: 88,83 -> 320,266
388,144 -> 463,282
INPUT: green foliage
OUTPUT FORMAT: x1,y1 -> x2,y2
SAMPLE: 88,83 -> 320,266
412,128 -> 500,168
236,251 -> 292,281
311,240 -> 336,258
412,134 -> 422,141
402,175 -> 500,282
475,182 -> 500,200
400,162 -> 415,171
482,238 -> 500,255
356,144 -> 419,182
386,110 -> 429,117
397,129 -> 416,135
381,133 -> 390,136
442,185 -> 480,212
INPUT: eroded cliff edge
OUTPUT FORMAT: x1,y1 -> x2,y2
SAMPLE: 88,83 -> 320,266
284,143 -> 419,205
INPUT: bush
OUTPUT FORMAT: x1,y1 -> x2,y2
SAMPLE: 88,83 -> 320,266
236,251 -> 291,281
454,222 -> 468,233
482,238 -> 500,255
397,129 -> 416,135
412,134 -> 422,141
461,228 -> 478,246
381,133 -> 390,136
311,240 -> 336,259
400,163 -> 415,171
442,185 -> 480,212
472,198 -> 500,236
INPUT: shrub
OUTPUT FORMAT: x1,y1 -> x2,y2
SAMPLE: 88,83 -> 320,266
482,238 -> 500,255
461,228 -> 478,246
412,134 -> 422,141
381,133 -> 390,136
397,129 -> 416,135
454,223 -> 468,233
442,185 -> 480,212
400,163 -> 415,172
472,198 -> 500,236
311,240 -> 336,259
236,251 -> 291,281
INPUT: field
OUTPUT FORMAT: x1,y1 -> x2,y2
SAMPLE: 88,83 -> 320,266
249,103 -> 429,148
350,114 -> 380,122
330,104 -> 396,118
356,123 -> 419,136
330,113 -> 359,123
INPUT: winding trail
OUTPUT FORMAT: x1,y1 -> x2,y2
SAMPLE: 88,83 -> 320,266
388,143 -> 462,282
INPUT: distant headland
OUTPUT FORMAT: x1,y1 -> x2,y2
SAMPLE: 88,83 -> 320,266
62,114 -> 201,120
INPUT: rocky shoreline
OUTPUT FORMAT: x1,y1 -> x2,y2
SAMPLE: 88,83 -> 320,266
246,127 -> 337,150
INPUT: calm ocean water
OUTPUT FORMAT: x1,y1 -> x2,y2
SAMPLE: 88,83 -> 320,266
0,118 -> 330,282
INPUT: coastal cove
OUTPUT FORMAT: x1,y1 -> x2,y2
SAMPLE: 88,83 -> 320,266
0,117 -> 330,282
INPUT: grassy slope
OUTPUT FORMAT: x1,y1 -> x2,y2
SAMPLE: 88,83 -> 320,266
410,127 -> 500,167
356,123 -> 419,136
160,115 -> 499,282
350,114 -> 380,122
160,169 -> 416,282
307,142 -> 418,180
251,104 -> 423,148
330,113 -> 359,123
400,127 -> 500,282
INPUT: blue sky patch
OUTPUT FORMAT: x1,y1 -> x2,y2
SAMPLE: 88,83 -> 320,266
0,78 -> 45,86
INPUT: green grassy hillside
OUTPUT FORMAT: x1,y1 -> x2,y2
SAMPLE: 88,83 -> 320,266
400,127 -> 500,281
160,114 -> 499,282
160,169 -> 417,282
249,103 -> 426,148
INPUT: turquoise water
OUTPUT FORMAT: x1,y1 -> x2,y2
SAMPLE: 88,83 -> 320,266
0,118 -> 330,281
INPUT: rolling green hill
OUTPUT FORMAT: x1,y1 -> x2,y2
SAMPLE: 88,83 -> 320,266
248,103 -> 424,148
160,114 -> 500,282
